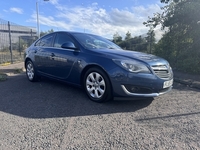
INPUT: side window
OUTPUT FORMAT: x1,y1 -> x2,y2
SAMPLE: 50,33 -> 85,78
54,33 -> 75,48
35,34 -> 53,47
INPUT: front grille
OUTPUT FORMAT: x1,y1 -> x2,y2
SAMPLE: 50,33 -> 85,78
151,65 -> 172,80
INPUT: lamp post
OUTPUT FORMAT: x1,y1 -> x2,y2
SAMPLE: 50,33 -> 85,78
36,1 -> 39,38
36,0 -> 49,38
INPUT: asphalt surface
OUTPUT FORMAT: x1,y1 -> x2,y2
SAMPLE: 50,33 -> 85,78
0,72 -> 200,149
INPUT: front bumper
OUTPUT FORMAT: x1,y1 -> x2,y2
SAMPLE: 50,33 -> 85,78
121,85 -> 172,97
110,70 -> 173,98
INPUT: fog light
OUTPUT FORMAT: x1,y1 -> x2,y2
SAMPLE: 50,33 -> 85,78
124,85 -> 152,94
131,87 -> 136,92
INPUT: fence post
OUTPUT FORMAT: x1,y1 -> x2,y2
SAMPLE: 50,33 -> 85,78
31,29 -> 33,44
8,21 -> 13,64
31,29 -> 33,37
19,36 -> 21,57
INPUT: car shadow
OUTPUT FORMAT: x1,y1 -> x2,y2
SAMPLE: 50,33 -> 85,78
0,73 -> 153,119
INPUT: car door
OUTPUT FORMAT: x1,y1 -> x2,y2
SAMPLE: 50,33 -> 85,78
34,33 -> 55,75
49,32 -> 79,79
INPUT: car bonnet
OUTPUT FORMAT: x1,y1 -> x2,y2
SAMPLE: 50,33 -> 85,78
95,48 -> 168,65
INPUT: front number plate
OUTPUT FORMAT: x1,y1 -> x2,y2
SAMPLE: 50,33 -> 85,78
163,79 -> 173,88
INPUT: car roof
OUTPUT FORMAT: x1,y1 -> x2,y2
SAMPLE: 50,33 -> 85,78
52,31 -> 85,34
51,31 -> 97,36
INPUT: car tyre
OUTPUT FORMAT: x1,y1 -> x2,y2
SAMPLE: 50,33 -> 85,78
84,67 -> 112,102
26,60 -> 38,82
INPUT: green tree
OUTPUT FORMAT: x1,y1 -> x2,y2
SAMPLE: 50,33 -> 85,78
112,31 -> 149,52
125,31 -> 132,41
123,31 -> 132,50
113,32 -> 122,44
146,29 -> 156,54
145,0 -> 200,73
160,0 -> 179,3
126,36 -> 147,52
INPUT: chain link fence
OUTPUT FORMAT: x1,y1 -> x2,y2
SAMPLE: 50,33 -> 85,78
0,18 -> 37,64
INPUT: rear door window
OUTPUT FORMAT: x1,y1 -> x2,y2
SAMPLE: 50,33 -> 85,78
35,34 -> 54,47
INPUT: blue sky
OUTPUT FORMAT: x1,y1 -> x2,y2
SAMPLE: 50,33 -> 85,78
0,0 -> 165,39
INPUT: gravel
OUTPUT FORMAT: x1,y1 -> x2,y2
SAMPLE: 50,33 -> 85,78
0,73 -> 199,149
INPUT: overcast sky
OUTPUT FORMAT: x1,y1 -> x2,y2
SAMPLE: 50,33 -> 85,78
0,0 -> 166,40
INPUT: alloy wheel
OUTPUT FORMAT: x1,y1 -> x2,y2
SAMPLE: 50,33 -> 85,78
86,72 -> 106,99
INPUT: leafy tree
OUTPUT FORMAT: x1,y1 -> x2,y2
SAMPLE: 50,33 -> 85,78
113,32 -> 122,43
146,30 -> 156,54
160,0 -> 179,3
112,31 -> 149,52
125,36 -> 147,52
122,31 -> 132,50
145,0 -> 200,73
125,31 -> 132,41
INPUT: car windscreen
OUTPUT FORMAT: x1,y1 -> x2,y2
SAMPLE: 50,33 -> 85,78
72,33 -> 122,50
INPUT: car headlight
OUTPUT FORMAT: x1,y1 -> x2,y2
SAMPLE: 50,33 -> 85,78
113,59 -> 151,73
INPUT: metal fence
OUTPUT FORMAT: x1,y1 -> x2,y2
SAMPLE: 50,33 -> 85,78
0,18 -> 37,64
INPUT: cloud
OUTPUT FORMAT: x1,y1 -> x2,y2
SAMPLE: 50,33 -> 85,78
48,0 -> 58,5
10,7 -> 23,14
29,1 -> 164,39
109,8 -> 140,26
28,13 -> 71,31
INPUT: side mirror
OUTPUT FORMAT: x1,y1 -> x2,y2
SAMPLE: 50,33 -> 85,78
61,42 -> 78,50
